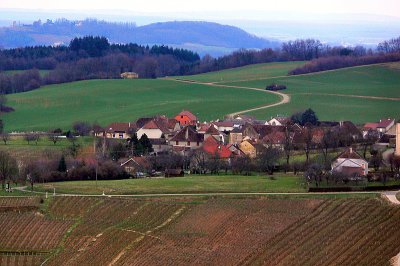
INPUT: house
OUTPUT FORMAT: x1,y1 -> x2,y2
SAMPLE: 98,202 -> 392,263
331,147 -> 368,177
333,121 -> 362,140
120,157 -> 151,177
213,121 -> 234,132
175,110 -> 197,126
229,127 -> 243,144
202,136 -> 233,159
269,116 -> 289,126
239,140 -> 265,158
362,122 -> 379,138
376,118 -> 395,134
136,116 -> 178,139
120,72 -> 139,79
103,122 -> 135,139
169,126 -> 204,149
150,138 -> 171,155
263,131 -> 287,150
204,125 -> 222,142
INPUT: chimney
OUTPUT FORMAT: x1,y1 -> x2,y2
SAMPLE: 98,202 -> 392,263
185,127 -> 189,140
128,122 -> 131,128
349,147 -> 353,153
396,123 -> 400,156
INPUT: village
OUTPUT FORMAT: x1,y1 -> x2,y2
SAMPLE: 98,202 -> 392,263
87,109 -> 400,189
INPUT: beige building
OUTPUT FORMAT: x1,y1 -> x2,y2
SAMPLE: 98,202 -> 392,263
120,72 -> 139,79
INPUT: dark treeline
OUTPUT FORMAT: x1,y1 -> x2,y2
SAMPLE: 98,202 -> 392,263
289,53 -> 400,75
1,35 -> 400,94
0,36 -> 200,94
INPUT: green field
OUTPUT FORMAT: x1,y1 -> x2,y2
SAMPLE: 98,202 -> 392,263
33,174 -> 307,195
221,63 -> 400,123
2,79 -> 279,131
2,61 -> 400,131
178,61 -> 305,83
0,136 -> 92,160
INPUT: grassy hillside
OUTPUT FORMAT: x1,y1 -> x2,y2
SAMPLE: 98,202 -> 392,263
218,63 -> 400,123
178,61 -> 305,83
2,79 -> 278,132
2,62 -> 399,131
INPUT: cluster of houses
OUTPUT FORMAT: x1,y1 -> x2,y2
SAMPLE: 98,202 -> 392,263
97,111 -> 399,177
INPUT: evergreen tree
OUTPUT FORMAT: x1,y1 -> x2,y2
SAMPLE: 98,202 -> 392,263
301,108 -> 318,126
139,134 -> 153,155
57,155 -> 67,172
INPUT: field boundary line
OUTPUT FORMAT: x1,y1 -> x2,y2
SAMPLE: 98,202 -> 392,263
296,92 -> 400,101
209,62 -> 394,84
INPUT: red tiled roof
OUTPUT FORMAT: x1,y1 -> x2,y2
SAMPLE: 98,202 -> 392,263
363,123 -> 379,130
263,131 -> 286,144
205,125 -> 220,135
336,147 -> 364,160
170,126 -> 204,142
105,123 -> 133,133
377,118 -> 394,128
214,121 -> 234,127
202,136 -> 232,158
143,120 -> 159,130
178,110 -> 197,121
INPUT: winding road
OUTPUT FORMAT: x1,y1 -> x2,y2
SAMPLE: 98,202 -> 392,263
166,78 -> 291,117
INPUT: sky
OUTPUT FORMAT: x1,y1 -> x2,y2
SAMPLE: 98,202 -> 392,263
1,0 -> 400,19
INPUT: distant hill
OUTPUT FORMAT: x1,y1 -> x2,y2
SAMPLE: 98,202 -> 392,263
0,19 -> 280,57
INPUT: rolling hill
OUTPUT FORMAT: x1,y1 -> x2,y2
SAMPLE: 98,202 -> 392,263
2,61 -> 400,132
0,19 -> 279,57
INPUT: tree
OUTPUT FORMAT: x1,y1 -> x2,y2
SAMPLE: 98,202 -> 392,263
301,109 -> 318,126
0,151 -> 18,190
256,146 -> 281,175
73,121 -> 92,136
139,134 -> 153,155
283,125 -> 294,167
319,129 -> 337,165
231,156 -> 253,175
370,150 -> 382,171
57,155 -> 67,172
290,108 -> 318,126
304,163 -> 324,187
302,125 -> 314,165
361,130 -> 379,159
1,133 -> 10,145
24,133 -> 36,145
48,133 -> 60,145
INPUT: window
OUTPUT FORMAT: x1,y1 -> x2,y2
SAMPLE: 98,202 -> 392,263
187,141 -> 190,146
197,141 -> 199,146
119,133 -> 124,139
176,141 -> 178,145
112,133 -> 115,138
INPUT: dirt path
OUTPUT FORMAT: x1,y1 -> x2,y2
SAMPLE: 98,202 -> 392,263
166,78 -> 290,117
382,191 -> 400,266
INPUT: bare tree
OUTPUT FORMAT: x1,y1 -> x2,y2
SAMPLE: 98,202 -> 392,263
48,133 -> 61,145
302,125 -> 314,165
1,133 -> 10,145
24,133 -> 36,145
0,151 -> 18,190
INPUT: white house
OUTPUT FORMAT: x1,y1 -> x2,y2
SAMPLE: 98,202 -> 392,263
331,147 -> 368,176
136,120 -> 165,139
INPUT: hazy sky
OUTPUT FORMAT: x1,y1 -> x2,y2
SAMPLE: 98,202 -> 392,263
1,0 -> 400,19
